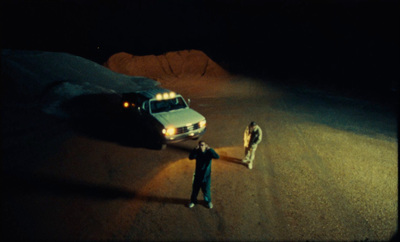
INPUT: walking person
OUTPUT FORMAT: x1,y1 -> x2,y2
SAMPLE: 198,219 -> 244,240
242,121 -> 262,169
188,141 -> 219,209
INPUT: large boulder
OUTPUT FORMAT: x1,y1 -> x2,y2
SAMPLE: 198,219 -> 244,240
104,49 -> 230,82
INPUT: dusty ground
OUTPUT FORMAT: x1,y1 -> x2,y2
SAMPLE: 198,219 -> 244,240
2,53 -> 398,241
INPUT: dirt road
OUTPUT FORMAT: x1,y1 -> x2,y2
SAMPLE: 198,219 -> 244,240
2,76 -> 398,241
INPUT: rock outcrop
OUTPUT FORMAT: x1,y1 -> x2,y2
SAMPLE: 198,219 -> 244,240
104,49 -> 230,82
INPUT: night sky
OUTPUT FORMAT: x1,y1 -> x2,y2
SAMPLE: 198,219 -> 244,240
1,0 -> 399,101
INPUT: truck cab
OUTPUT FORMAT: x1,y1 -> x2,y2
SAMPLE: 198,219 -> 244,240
121,87 -> 206,149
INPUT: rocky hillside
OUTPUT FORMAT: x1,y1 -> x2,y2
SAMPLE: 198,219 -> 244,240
104,50 -> 230,82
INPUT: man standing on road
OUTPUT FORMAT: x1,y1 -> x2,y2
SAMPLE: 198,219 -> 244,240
242,121 -> 262,169
188,141 -> 219,209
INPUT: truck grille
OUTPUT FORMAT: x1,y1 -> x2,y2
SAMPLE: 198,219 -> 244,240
176,123 -> 200,134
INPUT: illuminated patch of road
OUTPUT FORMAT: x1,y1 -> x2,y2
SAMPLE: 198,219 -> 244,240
127,121 -> 397,241
264,121 -> 397,240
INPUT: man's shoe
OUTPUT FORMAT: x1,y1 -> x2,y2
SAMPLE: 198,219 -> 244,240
248,163 -> 253,169
188,203 -> 195,208
208,202 -> 213,209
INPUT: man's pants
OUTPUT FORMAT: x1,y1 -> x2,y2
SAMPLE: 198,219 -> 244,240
190,177 -> 211,204
243,145 -> 257,167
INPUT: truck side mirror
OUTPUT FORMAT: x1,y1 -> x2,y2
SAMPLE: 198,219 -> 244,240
187,98 -> 191,106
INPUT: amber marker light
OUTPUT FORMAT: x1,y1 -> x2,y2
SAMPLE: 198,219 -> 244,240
123,102 -> 129,108
199,120 -> 206,128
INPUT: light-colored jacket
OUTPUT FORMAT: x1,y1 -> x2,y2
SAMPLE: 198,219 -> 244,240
244,125 -> 262,148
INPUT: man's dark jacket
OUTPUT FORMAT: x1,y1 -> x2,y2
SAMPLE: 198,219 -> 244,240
189,148 -> 219,183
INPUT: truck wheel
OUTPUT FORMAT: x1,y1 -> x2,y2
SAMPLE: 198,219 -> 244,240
153,135 -> 167,150
153,139 -> 167,150
149,133 -> 167,150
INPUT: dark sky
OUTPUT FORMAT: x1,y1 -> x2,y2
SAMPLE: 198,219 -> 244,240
1,0 -> 399,94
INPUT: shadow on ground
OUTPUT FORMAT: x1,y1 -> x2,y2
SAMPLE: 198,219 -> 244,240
270,84 -> 398,140
3,173 -> 188,206
219,155 -> 247,167
61,93 -> 164,150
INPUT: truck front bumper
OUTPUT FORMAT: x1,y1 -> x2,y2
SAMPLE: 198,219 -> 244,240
163,127 -> 206,144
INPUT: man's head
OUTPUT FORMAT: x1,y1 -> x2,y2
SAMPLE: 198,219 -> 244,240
199,141 -> 207,151
249,121 -> 257,131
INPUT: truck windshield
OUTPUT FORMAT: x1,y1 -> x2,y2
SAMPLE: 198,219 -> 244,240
150,97 -> 187,114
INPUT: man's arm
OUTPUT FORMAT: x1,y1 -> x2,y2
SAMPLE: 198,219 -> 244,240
244,127 -> 250,147
209,148 -> 220,159
254,127 -> 263,145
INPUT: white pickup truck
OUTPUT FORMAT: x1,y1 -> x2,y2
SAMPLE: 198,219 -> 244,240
121,87 -> 206,149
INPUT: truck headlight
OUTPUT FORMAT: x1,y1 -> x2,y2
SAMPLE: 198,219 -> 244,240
199,120 -> 206,128
162,127 -> 176,136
